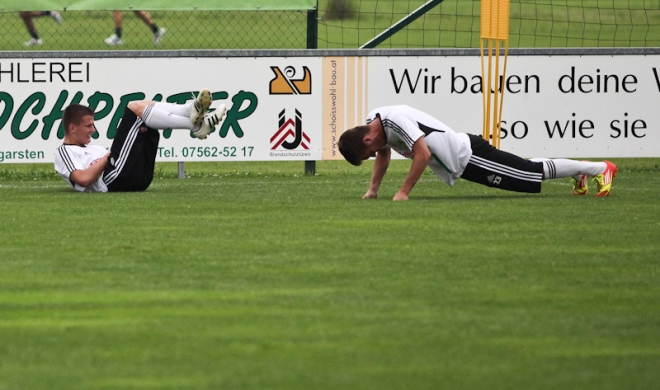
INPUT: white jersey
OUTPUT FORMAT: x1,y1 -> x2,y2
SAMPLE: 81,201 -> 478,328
54,144 -> 109,192
366,105 -> 472,186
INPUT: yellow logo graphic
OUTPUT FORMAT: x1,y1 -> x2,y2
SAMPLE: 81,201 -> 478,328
269,66 -> 312,95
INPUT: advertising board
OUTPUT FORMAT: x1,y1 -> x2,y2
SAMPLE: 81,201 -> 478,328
1,53 -> 658,163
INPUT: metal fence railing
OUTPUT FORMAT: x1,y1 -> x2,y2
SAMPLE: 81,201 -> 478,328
3,1 -> 660,51
1,10 -> 311,50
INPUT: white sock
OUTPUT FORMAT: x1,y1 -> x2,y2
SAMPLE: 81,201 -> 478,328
530,158 -> 606,180
152,101 -> 192,117
142,103 -> 194,130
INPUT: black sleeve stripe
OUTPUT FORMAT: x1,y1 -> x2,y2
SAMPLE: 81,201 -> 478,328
59,146 -> 76,173
382,119 -> 415,147
57,145 -> 76,173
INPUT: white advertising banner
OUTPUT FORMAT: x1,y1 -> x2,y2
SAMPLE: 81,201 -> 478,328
322,55 -> 660,159
0,57 -> 322,163
1,54 -> 659,164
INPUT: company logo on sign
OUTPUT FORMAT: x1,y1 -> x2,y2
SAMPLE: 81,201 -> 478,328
271,109 -> 309,150
269,66 -> 312,95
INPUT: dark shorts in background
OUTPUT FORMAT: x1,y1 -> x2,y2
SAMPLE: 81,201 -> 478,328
460,134 -> 544,193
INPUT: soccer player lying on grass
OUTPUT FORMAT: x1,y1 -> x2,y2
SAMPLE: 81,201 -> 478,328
54,89 -> 225,192
338,105 -> 617,201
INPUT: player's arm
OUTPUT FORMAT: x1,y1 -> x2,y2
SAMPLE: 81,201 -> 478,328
393,137 -> 431,201
363,147 -> 391,199
69,153 -> 110,187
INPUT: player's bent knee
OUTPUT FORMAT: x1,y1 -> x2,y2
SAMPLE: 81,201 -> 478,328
127,100 -> 152,118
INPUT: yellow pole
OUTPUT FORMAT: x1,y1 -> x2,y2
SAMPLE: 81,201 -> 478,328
496,40 -> 509,149
481,0 -> 492,141
480,0 -> 509,149
480,39 -> 487,140
485,38 -> 494,142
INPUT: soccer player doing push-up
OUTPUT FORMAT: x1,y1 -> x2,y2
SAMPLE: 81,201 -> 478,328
54,89 -> 226,192
338,105 -> 617,201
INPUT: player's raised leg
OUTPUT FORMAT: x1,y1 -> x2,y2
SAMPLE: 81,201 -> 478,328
138,98 -> 227,140
191,105 -> 227,140
190,89 -> 212,126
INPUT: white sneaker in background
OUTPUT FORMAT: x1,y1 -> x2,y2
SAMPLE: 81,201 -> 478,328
104,34 -> 124,46
23,38 -> 43,46
153,28 -> 166,45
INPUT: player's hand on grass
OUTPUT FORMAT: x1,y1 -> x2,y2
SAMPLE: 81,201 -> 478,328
393,191 -> 409,201
363,189 -> 378,199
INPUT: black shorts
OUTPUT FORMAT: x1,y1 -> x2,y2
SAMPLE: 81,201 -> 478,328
460,134 -> 543,193
103,108 -> 160,192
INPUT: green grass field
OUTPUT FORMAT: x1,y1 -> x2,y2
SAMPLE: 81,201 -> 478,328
2,1 -> 660,388
1,159 -> 659,389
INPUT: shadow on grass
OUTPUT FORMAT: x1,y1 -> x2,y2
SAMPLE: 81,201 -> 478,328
342,194 -> 546,201
410,195 -> 543,200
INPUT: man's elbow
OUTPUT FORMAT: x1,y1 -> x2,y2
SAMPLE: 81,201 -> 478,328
73,178 -> 93,187
418,148 -> 431,163
70,172 -> 95,187
77,178 -> 95,187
